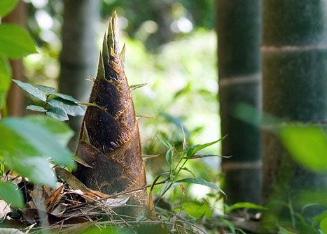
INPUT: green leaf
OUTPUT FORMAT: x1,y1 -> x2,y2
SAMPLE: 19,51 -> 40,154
181,201 -> 213,219
4,155 -> 56,187
0,0 -> 19,17
157,135 -> 173,149
0,56 -> 11,107
226,202 -> 267,213
0,182 -> 24,208
176,178 -> 224,194
280,125 -> 327,172
186,137 -> 226,158
26,105 -> 47,113
46,107 -> 69,121
165,148 -> 173,166
181,167 -> 195,178
0,124 -> 57,187
13,79 -> 46,101
48,97 -> 85,116
0,24 -> 36,59
2,117 -> 74,168
25,115 -> 74,146
36,85 -> 56,94
321,217 -> 327,234
54,93 -> 78,103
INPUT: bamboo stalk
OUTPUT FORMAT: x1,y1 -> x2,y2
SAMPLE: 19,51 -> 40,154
262,0 -> 327,230
217,0 -> 262,204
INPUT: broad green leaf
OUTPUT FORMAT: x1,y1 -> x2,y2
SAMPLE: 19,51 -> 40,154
2,117 -> 74,168
26,105 -> 47,113
280,125 -> 327,172
25,115 -> 74,146
226,202 -> 267,213
176,178 -> 224,194
0,24 -> 36,59
54,93 -> 78,103
13,79 -> 46,101
48,97 -> 85,116
36,85 -> 56,94
186,137 -> 225,158
4,154 -> 56,187
0,124 -> 56,187
0,182 -> 24,208
181,201 -> 213,219
321,218 -> 327,234
0,56 -> 11,107
0,0 -> 19,17
46,107 -> 69,121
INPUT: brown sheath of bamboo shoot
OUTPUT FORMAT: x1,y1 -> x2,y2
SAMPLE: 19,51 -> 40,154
74,13 -> 147,214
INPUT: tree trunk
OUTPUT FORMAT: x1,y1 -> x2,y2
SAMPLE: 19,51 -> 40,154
262,0 -> 327,231
3,0 -> 26,117
74,14 -> 148,216
217,0 -> 262,204
59,0 -> 99,150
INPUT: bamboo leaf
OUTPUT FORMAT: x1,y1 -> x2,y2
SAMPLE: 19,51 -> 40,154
165,148 -> 173,166
186,137 -> 226,158
46,107 -> 69,121
226,202 -> 267,213
26,105 -> 47,113
13,79 -> 47,101
175,178 -> 224,194
48,97 -> 85,116
181,167 -> 195,178
0,24 -> 36,58
0,182 -> 24,208
0,0 -> 19,17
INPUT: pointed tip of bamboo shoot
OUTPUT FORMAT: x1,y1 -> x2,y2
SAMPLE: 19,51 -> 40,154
120,43 -> 126,64
107,11 -> 120,57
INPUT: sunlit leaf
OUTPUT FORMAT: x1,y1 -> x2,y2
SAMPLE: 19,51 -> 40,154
0,56 -> 11,107
48,97 -> 85,116
0,24 -> 36,58
176,178 -> 224,194
0,0 -> 19,17
226,202 -> 266,213
13,79 -> 47,101
181,201 -> 213,219
0,182 -> 24,208
280,125 -> 327,172
320,218 -> 327,234
2,117 -> 74,168
46,107 -> 69,121
186,137 -> 226,158
26,105 -> 47,113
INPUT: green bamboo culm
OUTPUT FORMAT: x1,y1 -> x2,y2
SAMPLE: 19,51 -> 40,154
262,0 -> 327,231
217,0 -> 262,204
